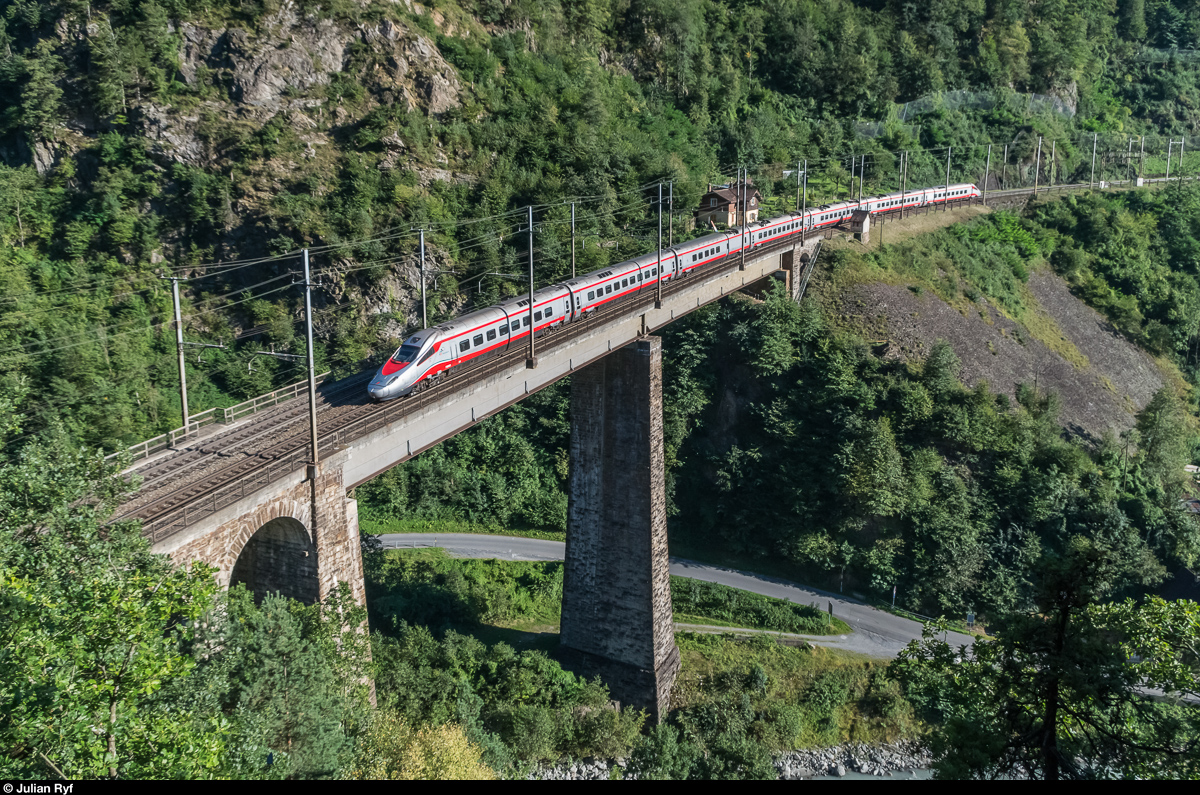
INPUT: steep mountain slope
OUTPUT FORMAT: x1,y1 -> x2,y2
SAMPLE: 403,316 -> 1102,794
821,217 -> 1172,441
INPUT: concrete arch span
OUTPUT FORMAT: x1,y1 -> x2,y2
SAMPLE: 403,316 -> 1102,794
229,516 -> 320,604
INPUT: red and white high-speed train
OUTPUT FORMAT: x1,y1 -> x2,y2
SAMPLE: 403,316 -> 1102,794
367,181 -> 980,400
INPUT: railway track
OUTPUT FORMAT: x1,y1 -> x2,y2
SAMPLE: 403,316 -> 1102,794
127,175 -> 1172,539
131,372 -> 372,488
121,231 -> 819,538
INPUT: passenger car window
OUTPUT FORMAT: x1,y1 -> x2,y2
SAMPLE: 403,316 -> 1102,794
487,329 -> 496,341
587,291 -> 594,300
545,306 -> 553,317
534,311 -> 542,321
473,334 -> 483,346
459,340 -> 470,353
499,324 -> 509,335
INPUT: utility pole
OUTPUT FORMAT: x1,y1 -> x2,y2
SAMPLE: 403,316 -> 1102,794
1049,140 -> 1056,190
1140,135 -> 1146,182
419,228 -> 427,329
801,159 -> 808,233
740,168 -> 747,270
1034,137 -> 1042,195
1179,137 -> 1185,182
301,249 -> 320,467
983,144 -> 991,206
526,206 -> 536,368
944,146 -> 951,210
900,151 -> 907,219
668,180 -> 674,248
1090,133 -> 1098,189
161,273 -> 226,440
169,275 -> 189,433
858,154 -> 864,202
849,154 -> 856,202
657,182 -> 663,298
796,159 -> 802,210
570,202 -> 576,279
1002,142 -> 1009,188
1167,139 -> 1174,183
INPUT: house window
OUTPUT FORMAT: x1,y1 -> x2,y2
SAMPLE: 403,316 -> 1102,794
710,198 -> 716,207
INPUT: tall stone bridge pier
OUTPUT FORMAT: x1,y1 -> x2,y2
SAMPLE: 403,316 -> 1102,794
127,233 -> 824,719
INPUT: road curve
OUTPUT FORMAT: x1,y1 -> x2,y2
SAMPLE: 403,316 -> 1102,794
376,533 -> 977,657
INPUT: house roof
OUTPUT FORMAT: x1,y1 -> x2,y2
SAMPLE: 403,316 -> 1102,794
698,180 -> 762,209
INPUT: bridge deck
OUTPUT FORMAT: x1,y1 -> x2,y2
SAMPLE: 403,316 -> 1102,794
118,198 -> 1001,550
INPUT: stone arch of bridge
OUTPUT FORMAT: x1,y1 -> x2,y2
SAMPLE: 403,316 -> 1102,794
229,515 -> 319,605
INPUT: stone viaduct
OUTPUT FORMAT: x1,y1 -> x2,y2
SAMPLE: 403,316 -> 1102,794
132,235 -> 822,719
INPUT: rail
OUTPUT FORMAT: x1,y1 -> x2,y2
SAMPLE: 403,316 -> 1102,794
108,372 -> 331,464
137,174 -> 1194,541
136,237 -> 819,541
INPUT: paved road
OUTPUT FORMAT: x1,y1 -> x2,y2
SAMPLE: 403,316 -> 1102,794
377,533 -> 977,657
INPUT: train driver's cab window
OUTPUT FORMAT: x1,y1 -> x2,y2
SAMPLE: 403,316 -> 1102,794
391,343 -> 422,364
486,329 -> 496,341
459,340 -> 470,353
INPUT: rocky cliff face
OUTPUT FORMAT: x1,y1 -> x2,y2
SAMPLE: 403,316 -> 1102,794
136,4 -> 463,170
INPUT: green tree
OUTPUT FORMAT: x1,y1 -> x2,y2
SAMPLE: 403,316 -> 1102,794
1134,387 -> 1191,491
18,40 -> 64,143
896,535 -> 1195,780
0,437 -> 224,779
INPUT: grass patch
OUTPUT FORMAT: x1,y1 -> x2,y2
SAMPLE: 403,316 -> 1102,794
365,550 -> 851,639
819,210 -> 1094,370
360,516 -> 565,542
671,632 -> 918,749
671,577 -> 851,635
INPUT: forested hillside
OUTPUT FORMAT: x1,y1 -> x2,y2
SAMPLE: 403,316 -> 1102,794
4,0 -> 1200,781
3,0 -> 1200,451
